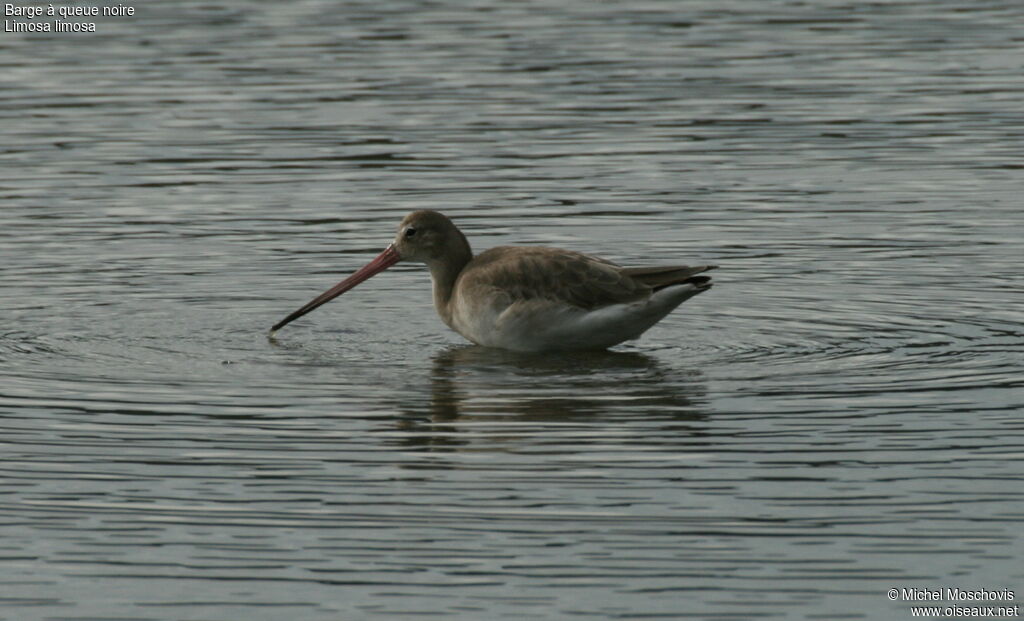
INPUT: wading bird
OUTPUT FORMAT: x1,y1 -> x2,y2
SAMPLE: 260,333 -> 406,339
272,210 -> 715,352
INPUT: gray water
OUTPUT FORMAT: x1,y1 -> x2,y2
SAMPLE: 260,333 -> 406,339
2,1 -> 1023,619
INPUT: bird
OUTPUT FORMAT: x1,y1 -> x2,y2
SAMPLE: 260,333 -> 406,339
271,210 -> 715,352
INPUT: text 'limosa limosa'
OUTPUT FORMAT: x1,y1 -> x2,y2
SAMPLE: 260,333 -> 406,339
271,210 -> 715,352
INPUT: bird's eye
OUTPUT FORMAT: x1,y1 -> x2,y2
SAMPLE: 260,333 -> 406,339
404,227 -> 417,238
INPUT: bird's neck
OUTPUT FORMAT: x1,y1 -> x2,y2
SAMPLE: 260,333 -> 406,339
428,230 -> 473,327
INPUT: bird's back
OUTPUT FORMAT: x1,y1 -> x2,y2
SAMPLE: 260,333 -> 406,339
446,246 -> 714,351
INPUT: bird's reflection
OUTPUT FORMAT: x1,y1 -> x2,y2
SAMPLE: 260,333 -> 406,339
390,345 -> 709,452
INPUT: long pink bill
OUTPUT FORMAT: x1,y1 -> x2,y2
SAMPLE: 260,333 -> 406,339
270,245 -> 400,334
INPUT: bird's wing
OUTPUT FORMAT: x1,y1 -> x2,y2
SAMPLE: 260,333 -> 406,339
622,265 -> 717,291
461,246 -> 651,311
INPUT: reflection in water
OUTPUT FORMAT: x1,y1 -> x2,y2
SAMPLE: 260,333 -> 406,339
392,345 -> 708,451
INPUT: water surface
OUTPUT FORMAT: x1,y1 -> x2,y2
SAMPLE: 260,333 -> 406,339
2,1 -> 1023,619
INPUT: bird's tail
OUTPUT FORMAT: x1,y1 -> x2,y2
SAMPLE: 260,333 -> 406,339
623,265 -> 716,292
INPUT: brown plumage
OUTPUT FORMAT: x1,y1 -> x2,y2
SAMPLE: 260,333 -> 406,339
272,210 -> 716,352
460,247 -> 713,310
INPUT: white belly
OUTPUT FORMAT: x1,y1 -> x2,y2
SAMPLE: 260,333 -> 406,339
447,283 -> 705,352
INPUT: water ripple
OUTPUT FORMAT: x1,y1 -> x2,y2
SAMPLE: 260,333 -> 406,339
2,0 -> 1023,619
